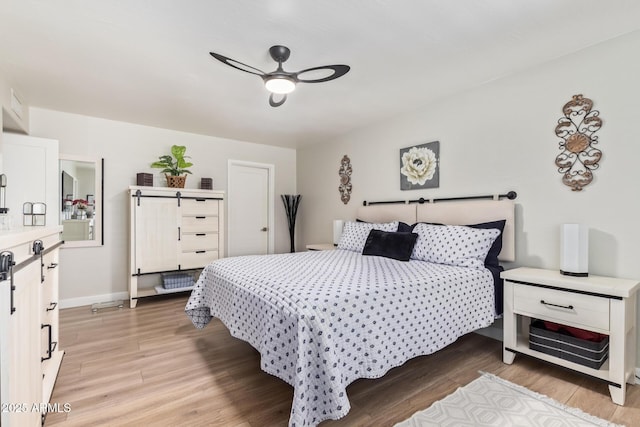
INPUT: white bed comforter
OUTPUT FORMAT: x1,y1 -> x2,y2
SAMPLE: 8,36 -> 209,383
185,249 -> 495,426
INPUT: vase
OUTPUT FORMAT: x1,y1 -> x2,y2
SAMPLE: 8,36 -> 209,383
281,194 -> 302,253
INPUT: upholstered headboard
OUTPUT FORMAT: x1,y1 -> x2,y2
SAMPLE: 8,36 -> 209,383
355,198 -> 515,262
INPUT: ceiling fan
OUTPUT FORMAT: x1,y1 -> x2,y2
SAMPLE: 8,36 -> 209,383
209,45 -> 350,107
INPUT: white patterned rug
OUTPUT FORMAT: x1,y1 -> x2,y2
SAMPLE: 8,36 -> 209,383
395,372 -> 624,427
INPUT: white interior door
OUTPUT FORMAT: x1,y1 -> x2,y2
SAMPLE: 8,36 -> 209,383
228,161 -> 274,257
2,132 -> 59,227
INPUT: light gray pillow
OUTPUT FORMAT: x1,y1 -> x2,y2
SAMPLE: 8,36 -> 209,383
337,221 -> 399,252
411,223 -> 500,268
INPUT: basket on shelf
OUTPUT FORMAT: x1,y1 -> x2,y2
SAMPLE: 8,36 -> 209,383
165,174 -> 187,188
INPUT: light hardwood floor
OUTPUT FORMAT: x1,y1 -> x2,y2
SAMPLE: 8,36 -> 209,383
46,295 -> 639,426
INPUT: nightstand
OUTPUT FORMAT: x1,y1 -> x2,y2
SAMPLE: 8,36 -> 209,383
306,243 -> 336,251
501,267 -> 639,405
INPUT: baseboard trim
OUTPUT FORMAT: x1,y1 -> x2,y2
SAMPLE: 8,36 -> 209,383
60,292 -> 129,309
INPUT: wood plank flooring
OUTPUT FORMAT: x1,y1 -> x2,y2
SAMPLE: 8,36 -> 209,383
46,295 -> 639,426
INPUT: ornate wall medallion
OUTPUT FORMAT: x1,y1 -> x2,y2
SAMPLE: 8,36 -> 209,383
555,94 -> 603,191
338,155 -> 352,204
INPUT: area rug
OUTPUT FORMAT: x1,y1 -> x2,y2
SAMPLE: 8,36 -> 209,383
395,372 -> 623,427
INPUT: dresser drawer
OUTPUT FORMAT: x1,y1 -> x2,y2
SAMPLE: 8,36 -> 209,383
181,233 -> 219,252
181,199 -> 219,216
513,284 -> 610,332
181,216 -> 219,233
180,250 -> 219,270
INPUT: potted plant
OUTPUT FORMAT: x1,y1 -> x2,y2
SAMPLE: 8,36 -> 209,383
151,145 -> 193,188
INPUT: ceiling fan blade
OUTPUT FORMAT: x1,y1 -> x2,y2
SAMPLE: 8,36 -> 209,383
295,65 -> 350,83
209,52 -> 266,76
269,93 -> 287,107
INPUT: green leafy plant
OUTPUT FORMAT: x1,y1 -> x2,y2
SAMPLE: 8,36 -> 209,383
150,145 -> 193,176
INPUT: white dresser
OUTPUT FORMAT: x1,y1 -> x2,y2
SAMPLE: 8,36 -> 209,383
0,226 -> 64,427
128,186 -> 225,308
502,267 -> 639,405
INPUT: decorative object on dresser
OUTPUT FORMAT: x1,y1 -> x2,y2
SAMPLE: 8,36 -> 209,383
338,155 -> 352,204
0,227 -> 64,427
400,140 -> 439,190
128,186 -> 224,308
200,177 -> 213,190
281,194 -> 301,253
502,267 -> 639,405
136,172 -> 153,186
150,145 -> 193,188
555,94 -> 603,191
560,223 -> 589,277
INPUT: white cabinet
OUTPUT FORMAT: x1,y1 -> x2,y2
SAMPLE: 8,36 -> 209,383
502,267 -> 639,405
0,227 -> 63,427
2,132 -> 59,227
128,186 -> 224,308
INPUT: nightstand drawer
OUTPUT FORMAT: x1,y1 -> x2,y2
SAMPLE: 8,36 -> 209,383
513,284 -> 610,331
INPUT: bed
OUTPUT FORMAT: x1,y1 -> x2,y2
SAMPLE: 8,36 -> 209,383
185,197 -> 515,426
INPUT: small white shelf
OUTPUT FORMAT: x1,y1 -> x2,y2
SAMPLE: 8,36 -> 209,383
510,334 -> 611,383
137,285 -> 194,299
153,285 -> 194,295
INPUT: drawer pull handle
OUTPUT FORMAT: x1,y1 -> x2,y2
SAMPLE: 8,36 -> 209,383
47,263 -> 58,270
195,216 -> 206,219
195,233 -> 206,236
540,300 -> 574,310
46,302 -> 58,312
196,250 -> 206,254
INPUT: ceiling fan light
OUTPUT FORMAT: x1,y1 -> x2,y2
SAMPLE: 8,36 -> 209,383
264,76 -> 296,94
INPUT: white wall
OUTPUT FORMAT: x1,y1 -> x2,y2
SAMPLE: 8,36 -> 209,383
28,108 -> 297,306
297,31 -> 640,363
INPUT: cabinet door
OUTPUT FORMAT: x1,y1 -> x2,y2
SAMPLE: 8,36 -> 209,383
2,132 -> 59,227
1,261 -> 42,427
133,197 -> 179,274
41,248 -> 62,403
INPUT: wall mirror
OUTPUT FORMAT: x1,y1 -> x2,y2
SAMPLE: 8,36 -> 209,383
59,155 -> 104,247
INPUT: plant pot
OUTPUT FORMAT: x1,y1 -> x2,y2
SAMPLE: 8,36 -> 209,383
166,174 -> 187,188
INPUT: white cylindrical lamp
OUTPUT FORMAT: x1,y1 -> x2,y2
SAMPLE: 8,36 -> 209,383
560,223 -> 589,277
333,220 -> 344,246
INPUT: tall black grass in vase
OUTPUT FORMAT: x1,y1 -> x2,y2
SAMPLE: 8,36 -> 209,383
281,194 -> 301,253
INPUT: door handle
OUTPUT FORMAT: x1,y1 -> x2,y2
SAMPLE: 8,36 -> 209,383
261,227 -> 268,232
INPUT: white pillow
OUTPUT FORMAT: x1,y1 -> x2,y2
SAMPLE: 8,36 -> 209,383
337,221 -> 399,252
411,223 -> 500,269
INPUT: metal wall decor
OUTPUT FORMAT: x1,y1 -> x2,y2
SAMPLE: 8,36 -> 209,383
555,94 -> 603,191
338,155 -> 352,204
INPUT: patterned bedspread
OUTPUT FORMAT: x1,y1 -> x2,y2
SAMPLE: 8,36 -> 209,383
185,249 -> 495,426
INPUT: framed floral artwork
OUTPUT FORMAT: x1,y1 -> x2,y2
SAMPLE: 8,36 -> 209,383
400,141 -> 439,190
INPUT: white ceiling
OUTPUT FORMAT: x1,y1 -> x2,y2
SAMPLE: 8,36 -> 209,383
1,0 -> 640,148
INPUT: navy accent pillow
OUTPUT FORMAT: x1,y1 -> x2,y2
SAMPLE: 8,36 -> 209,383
362,229 -> 418,262
465,220 -> 506,267
396,221 -> 413,232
